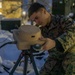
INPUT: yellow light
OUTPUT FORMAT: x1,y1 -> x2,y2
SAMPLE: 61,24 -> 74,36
0,2 -> 2,15
0,2 -> 2,8
0,12 -> 2,15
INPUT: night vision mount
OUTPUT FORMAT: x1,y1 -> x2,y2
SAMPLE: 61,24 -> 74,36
13,25 -> 45,50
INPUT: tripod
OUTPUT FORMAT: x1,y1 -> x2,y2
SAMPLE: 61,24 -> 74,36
8,46 -> 39,75
0,42 -> 39,75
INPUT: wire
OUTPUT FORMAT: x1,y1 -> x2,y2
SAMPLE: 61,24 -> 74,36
0,41 -> 17,49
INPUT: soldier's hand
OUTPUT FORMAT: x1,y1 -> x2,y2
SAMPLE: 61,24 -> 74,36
40,37 -> 56,50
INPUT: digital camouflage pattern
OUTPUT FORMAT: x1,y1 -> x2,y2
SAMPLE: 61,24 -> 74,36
39,15 -> 75,75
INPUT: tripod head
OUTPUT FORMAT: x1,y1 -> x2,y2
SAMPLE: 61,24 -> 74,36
13,25 -> 45,50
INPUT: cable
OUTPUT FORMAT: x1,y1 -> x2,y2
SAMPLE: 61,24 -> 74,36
0,41 -> 17,49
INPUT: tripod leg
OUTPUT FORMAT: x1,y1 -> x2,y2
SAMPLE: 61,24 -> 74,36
23,54 -> 29,75
9,51 -> 24,75
30,53 -> 39,75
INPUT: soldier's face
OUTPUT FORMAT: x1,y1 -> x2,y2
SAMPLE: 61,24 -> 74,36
29,9 -> 48,27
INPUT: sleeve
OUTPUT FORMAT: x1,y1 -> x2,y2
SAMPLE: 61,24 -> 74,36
55,39 -> 64,52
55,22 -> 75,52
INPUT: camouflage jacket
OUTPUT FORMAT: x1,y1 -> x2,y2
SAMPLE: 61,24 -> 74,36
40,15 -> 75,54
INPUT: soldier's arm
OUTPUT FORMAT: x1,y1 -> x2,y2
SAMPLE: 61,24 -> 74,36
55,20 -> 75,52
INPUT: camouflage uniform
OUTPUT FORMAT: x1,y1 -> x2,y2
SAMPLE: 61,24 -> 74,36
39,15 -> 75,75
